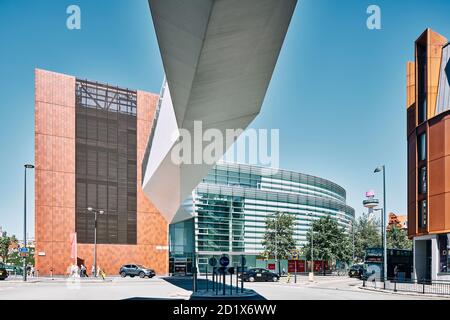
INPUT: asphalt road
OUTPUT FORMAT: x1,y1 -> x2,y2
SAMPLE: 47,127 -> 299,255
0,276 -> 446,300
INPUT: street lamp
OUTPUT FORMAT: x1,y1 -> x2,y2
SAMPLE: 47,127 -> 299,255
373,207 -> 385,279
350,217 -> 355,264
374,165 -> 387,282
23,164 -> 34,282
87,207 -> 104,277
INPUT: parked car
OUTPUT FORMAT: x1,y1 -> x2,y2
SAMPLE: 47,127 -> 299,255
0,263 -> 8,280
119,264 -> 155,278
348,264 -> 365,279
4,265 -> 23,276
240,268 -> 279,282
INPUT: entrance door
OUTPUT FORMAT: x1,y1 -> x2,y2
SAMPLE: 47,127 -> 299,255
425,240 -> 432,281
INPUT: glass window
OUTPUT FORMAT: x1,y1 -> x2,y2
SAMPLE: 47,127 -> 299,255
439,234 -> 450,273
417,44 -> 427,124
419,200 -> 427,228
418,133 -> 427,161
419,166 -> 427,194
75,80 -> 137,245
419,97 -> 427,124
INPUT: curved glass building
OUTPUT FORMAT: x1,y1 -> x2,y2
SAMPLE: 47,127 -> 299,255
169,161 -> 355,273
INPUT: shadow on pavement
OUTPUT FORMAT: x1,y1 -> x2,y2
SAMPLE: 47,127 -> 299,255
124,297 -> 185,300
162,276 -> 266,300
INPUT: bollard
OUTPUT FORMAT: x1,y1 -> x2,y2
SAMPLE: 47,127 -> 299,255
230,273 -> 233,295
212,270 -> 215,292
223,273 -> 226,295
206,267 -> 208,291
216,272 -> 219,295
193,269 -> 197,293
236,267 -> 239,294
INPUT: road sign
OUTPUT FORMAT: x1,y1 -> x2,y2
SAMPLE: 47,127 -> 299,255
292,249 -> 299,260
209,257 -> 217,267
219,255 -> 230,267
19,252 -> 29,258
18,247 -> 29,253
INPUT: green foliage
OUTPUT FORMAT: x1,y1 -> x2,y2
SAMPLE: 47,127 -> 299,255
0,231 -> 17,263
387,225 -> 412,250
262,212 -> 296,259
353,213 -> 381,262
0,231 -> 34,267
303,215 -> 352,265
7,247 -> 35,267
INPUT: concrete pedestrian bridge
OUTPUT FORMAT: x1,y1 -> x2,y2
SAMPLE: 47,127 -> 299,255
142,0 -> 298,223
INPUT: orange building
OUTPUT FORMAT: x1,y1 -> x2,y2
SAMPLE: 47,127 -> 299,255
407,29 -> 450,281
34,69 -> 168,276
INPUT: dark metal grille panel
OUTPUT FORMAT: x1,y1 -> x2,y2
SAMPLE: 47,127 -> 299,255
75,79 -> 137,244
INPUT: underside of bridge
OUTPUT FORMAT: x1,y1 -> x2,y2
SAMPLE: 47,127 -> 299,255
143,0 -> 298,223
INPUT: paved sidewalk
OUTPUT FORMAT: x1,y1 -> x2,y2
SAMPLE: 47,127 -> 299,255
2,276 -> 115,283
359,285 -> 450,299
278,275 -> 354,285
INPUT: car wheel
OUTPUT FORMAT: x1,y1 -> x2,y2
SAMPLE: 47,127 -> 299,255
272,276 -> 278,282
248,276 -> 255,282
139,272 -> 145,278
120,272 -> 127,278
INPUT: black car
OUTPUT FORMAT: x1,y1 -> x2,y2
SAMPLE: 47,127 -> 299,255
348,264 -> 365,279
240,268 -> 279,282
119,264 -> 155,278
0,263 -> 8,280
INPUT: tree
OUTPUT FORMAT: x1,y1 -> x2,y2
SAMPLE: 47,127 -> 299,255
0,231 -> 17,263
7,249 -> 35,268
303,215 -> 352,271
262,212 -> 296,273
353,213 -> 381,262
387,225 -> 412,250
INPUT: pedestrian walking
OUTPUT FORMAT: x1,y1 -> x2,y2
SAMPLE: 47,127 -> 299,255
80,264 -> 87,277
91,265 -> 95,277
97,266 -> 106,280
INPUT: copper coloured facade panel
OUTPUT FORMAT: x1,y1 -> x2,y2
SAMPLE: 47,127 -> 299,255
35,69 -> 76,275
35,69 -> 168,275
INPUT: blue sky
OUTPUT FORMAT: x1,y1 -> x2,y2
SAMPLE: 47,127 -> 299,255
1,0 -> 450,238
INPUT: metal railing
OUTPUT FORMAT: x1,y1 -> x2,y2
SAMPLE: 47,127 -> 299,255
362,277 -> 450,296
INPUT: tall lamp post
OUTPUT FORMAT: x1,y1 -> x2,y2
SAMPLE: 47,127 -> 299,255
351,218 -> 355,264
374,165 -> 387,282
23,164 -> 35,282
87,207 -> 104,277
